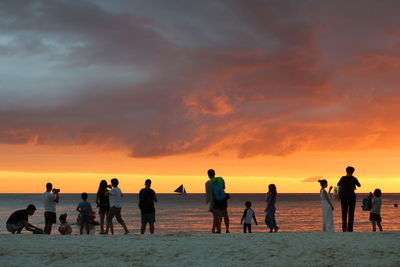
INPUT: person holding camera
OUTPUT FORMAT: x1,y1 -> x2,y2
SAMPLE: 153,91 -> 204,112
43,182 -> 60,234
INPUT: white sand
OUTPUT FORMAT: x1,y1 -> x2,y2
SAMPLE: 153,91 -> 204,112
0,232 -> 399,266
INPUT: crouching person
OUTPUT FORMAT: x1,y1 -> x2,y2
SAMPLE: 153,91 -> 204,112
6,204 -> 43,234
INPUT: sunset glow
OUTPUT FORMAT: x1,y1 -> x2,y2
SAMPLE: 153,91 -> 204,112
1,1 -> 400,193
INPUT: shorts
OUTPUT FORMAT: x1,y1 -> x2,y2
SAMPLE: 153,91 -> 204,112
107,206 -> 124,223
44,211 -> 56,224
98,205 -> 110,215
369,213 -> 382,222
141,213 -> 156,224
213,199 -> 228,210
6,222 -> 24,233
80,215 -> 91,224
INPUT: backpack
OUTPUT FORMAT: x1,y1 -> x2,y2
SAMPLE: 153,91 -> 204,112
362,195 -> 373,211
212,177 -> 225,201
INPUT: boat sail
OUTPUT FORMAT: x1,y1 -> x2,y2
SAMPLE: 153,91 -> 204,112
174,184 -> 187,195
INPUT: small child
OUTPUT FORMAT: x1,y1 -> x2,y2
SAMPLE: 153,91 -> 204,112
370,189 -> 383,232
58,213 -> 72,235
240,201 -> 258,233
77,193 -> 92,235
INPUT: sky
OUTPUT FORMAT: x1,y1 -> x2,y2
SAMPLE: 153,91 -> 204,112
1,0 -> 400,193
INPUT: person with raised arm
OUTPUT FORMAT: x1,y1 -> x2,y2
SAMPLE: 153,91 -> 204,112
105,178 -> 129,235
96,180 -> 110,234
318,179 -> 334,232
43,182 -> 59,234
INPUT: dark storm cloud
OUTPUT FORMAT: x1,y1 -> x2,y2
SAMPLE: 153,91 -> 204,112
0,0 -> 400,157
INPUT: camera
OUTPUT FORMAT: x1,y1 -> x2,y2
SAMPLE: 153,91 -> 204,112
52,189 -> 60,193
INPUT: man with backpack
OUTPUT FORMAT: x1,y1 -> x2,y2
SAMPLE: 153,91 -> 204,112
205,169 -> 230,233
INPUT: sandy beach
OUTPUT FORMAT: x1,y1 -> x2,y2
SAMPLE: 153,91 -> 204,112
0,232 -> 399,266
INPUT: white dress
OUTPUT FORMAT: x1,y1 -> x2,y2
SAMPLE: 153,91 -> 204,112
320,189 -> 334,232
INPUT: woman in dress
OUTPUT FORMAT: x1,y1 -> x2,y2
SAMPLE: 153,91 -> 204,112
265,184 -> 279,232
318,179 -> 334,232
96,180 -> 110,234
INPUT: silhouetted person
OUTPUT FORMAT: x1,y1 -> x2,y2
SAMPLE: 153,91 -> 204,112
337,166 -> 361,232
139,179 -> 157,234
241,201 -> 258,233
205,169 -> 216,232
77,192 -> 92,235
43,182 -> 59,234
318,179 -> 334,232
105,178 -> 129,234
6,204 -> 42,234
58,213 -> 72,235
96,180 -> 110,234
205,169 -> 229,233
265,184 -> 279,232
370,189 -> 383,232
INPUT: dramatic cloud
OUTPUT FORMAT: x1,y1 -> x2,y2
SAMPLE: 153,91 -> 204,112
0,0 -> 400,158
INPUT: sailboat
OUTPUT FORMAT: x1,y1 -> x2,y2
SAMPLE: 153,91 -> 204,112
174,184 -> 187,195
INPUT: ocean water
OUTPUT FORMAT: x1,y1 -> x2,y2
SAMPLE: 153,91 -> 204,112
1,193 -> 399,234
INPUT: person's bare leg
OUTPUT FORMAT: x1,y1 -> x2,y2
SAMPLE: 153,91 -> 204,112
141,223 -> 146,234
117,217 -> 129,234
372,221 -> 376,232
107,221 -> 114,235
80,224 -> 84,235
149,223 -> 155,234
213,209 -> 222,233
100,213 -> 105,233
86,223 -> 90,235
377,221 -> 383,232
223,210 -> 230,233
211,210 -> 216,233
45,224 -> 53,235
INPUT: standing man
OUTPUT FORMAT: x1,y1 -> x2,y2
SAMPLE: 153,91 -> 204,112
337,166 -> 361,232
139,179 -> 157,234
105,178 -> 129,234
43,182 -> 59,234
6,204 -> 42,234
205,169 -> 230,233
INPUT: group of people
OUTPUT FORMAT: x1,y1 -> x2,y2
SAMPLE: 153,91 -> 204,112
318,166 -> 383,232
6,166 -> 383,235
205,169 -> 278,234
6,178 -> 157,235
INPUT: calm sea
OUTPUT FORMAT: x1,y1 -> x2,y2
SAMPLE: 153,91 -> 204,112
1,193 -> 399,234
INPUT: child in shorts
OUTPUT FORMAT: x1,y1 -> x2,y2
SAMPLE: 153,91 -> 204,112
77,193 -> 92,235
370,189 -> 383,232
240,201 -> 258,233
58,213 -> 72,235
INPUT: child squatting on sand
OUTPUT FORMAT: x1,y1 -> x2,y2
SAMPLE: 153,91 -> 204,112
370,189 -> 383,232
58,213 -> 72,235
240,201 -> 258,233
77,193 -> 93,235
